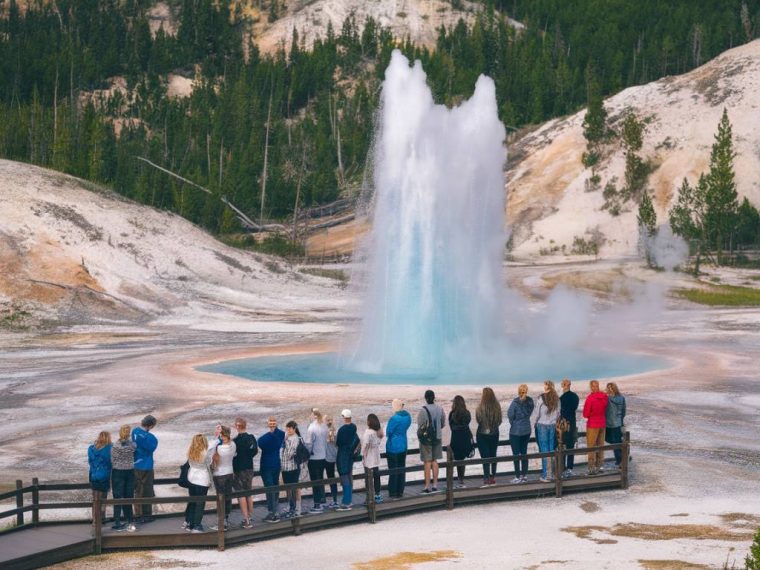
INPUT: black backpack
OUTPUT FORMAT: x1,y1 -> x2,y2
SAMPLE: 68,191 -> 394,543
178,461 -> 190,488
295,437 -> 311,465
417,406 -> 437,445
351,433 -> 362,462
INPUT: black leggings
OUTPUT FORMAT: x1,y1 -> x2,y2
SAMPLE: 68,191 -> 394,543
324,461 -> 338,502
510,434 -> 530,477
477,431 -> 499,478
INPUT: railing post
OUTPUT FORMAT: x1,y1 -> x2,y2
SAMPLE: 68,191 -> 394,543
93,493 -> 102,554
445,446 -> 454,510
555,440 -> 564,498
216,493 -> 225,551
32,477 -> 39,526
365,468 -> 376,524
15,480 -> 23,527
621,431 -> 630,489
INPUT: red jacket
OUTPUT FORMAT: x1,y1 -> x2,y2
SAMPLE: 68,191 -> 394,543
583,391 -> 609,428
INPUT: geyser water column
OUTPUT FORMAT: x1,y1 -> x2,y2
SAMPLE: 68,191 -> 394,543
345,51 -> 508,377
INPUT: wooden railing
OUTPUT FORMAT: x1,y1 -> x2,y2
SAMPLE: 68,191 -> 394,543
1,431 -> 631,554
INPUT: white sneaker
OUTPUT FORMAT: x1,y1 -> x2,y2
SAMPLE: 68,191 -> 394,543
511,477 -> 522,484
539,476 -> 551,483
126,524 -> 137,533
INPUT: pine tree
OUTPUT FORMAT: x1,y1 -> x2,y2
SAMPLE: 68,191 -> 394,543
704,108 -> 739,262
736,197 -> 760,247
621,111 -> 649,200
581,67 -> 608,168
637,190 -> 657,266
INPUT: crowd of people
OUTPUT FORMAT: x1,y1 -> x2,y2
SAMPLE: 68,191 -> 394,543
87,380 -> 626,533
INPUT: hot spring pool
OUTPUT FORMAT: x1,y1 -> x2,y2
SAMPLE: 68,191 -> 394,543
197,351 -> 667,386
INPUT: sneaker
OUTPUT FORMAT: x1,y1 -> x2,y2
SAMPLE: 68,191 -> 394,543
455,481 -> 467,489
309,505 -> 324,514
520,476 -> 528,483
210,522 -> 229,531
489,477 -> 496,486
263,513 -> 280,523
539,476 -> 551,483
431,487 -> 439,493
511,477 -> 522,484
242,519 -> 253,529
126,524 -> 137,533
420,487 -> 433,494
480,479 -> 490,488
336,504 -> 352,511
181,521 -> 189,530
111,523 -> 127,531
374,494 -> 383,503
327,501 -> 340,509
599,465 -> 606,472
191,525 -> 206,533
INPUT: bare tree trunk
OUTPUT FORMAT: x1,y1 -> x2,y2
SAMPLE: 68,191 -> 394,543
219,139 -> 224,188
53,67 -> 58,147
260,88 -> 273,227
292,142 -> 306,241
206,132 -> 212,184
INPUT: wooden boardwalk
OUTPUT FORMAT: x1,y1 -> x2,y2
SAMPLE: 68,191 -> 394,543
0,434 -> 630,570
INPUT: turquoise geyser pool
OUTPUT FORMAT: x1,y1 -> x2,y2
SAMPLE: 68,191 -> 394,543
197,350 -> 667,386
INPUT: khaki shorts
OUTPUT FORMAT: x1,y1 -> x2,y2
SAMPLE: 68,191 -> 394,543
232,469 -> 254,491
420,441 -> 442,462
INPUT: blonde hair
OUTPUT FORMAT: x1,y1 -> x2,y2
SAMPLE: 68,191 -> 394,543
312,409 -> 323,422
118,425 -> 131,441
517,384 -> 528,400
606,382 -> 621,397
95,431 -> 112,450
542,381 -> 559,412
476,387 -> 502,432
188,434 -> 207,463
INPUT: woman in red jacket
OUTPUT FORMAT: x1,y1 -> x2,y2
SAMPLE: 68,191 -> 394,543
582,380 -> 608,475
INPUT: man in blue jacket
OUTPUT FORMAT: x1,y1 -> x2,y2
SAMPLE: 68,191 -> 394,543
258,416 -> 285,523
131,415 -> 158,523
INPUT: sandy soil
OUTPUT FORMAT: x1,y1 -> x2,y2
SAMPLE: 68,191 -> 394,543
2,261 -> 759,568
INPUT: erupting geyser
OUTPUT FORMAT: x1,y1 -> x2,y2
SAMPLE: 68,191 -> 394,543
345,50 -> 508,377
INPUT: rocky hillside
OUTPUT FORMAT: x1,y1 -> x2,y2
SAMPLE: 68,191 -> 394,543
507,39 -> 760,259
0,160 -> 344,329
306,39 -> 760,259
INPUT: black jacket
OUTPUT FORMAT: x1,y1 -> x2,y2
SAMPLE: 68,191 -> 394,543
560,391 -> 580,425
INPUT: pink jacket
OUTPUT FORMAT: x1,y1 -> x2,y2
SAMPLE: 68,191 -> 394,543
583,391 -> 609,429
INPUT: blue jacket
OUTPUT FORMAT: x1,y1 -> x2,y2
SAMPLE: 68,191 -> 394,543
258,428 -> 285,471
606,395 -> 626,428
336,423 -> 358,476
385,410 -> 412,453
88,444 -> 112,482
507,396 -> 535,437
131,427 -> 158,471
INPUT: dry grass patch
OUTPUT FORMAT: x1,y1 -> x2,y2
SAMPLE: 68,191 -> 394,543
353,550 -> 462,570
565,522 -> 754,544
49,551 -> 203,569
580,501 -> 601,513
638,560 -> 710,570
720,512 -> 760,527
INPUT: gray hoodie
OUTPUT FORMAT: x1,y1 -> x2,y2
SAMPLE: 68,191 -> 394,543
606,395 -> 626,428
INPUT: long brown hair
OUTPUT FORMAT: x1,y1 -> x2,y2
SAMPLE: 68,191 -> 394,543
542,381 -> 559,412
606,382 -> 621,397
476,387 -> 502,431
94,431 -> 112,450
450,395 -> 469,425
367,413 -> 381,432
188,434 -> 207,463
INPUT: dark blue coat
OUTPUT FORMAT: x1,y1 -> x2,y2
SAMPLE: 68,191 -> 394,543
336,423 -> 357,475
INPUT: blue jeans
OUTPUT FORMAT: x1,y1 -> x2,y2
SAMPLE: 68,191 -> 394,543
261,468 -> 280,514
340,472 -> 352,505
536,423 -> 556,479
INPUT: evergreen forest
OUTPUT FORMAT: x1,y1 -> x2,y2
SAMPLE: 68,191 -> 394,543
1,0 -> 759,239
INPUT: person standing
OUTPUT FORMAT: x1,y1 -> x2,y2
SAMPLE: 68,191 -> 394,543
280,420 -> 302,518
385,399 -> 411,498
417,390 -> 445,494
110,425 -> 136,532
304,408 -> 329,513
336,409 -> 358,511
259,417 -> 285,523
362,413 -> 385,503
605,382 -> 627,467
507,384 -> 534,483
535,380 -> 560,482
209,426 -> 236,531
184,434 -> 212,533
324,415 -> 340,508
132,415 -> 158,523
449,395 -> 474,488
583,380 -> 609,474
88,431 -> 112,525
232,418 -> 258,529
559,379 -> 580,476
475,387 -> 502,486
